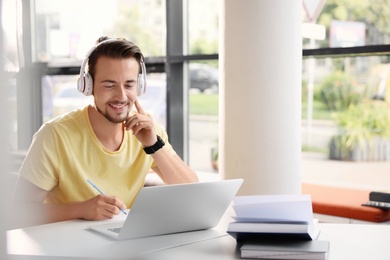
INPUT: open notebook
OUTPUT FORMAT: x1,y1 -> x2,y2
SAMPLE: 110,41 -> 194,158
88,179 -> 243,240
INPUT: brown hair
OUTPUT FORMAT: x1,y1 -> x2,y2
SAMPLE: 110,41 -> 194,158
87,36 -> 144,80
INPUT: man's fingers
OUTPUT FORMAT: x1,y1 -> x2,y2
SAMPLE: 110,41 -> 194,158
134,99 -> 146,115
104,195 -> 126,212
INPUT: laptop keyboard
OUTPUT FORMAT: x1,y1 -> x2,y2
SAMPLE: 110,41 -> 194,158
108,227 -> 122,234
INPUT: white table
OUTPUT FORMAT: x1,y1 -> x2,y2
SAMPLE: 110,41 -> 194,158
146,223 -> 390,260
7,207 -> 390,260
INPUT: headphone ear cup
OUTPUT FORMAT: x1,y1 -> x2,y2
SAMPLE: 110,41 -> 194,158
137,74 -> 145,96
77,75 -> 84,94
77,73 -> 93,96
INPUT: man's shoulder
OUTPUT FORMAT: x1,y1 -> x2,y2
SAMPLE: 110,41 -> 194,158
38,107 -> 88,135
46,107 -> 86,125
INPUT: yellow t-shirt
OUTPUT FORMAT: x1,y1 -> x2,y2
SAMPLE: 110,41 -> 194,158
19,106 -> 174,208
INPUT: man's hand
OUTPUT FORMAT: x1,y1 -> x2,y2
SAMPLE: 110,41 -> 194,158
124,99 -> 157,147
78,194 -> 127,220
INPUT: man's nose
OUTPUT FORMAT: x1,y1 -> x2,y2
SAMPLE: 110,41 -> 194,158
114,85 -> 127,100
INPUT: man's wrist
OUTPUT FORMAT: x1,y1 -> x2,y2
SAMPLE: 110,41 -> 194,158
143,135 -> 165,154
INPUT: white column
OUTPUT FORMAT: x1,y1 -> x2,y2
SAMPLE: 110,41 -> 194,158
219,0 -> 302,195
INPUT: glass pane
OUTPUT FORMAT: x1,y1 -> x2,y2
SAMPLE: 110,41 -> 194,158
303,0 -> 390,48
138,73 -> 167,129
35,0 -> 166,64
6,75 -> 17,150
42,75 -> 92,122
188,0 -> 219,55
302,55 -> 390,189
188,61 -> 219,173
2,0 -> 19,72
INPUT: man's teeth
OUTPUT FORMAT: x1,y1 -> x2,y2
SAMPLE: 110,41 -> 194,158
111,104 -> 125,108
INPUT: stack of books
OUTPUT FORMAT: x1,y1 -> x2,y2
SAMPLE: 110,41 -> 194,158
228,220 -> 319,242
228,194 -> 329,259
363,190 -> 390,209
240,238 -> 330,260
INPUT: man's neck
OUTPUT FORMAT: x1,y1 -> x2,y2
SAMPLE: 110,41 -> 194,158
87,106 -> 124,152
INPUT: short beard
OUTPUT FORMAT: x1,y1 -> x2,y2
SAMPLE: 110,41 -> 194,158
96,105 -> 129,124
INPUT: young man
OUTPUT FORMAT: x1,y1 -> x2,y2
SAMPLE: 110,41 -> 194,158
13,37 -> 198,227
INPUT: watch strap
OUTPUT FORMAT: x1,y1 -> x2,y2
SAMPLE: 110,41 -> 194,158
143,135 -> 165,154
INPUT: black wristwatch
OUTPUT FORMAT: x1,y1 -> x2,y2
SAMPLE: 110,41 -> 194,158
143,135 -> 165,154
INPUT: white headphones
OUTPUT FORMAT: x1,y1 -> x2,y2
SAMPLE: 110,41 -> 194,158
77,39 -> 147,96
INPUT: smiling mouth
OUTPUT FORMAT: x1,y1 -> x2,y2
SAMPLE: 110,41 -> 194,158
109,103 -> 128,110
110,103 -> 127,108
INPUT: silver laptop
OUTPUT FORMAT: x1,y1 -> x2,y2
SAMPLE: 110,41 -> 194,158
88,179 -> 243,240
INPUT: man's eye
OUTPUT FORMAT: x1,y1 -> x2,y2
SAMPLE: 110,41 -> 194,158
104,85 -> 115,88
125,84 -> 135,89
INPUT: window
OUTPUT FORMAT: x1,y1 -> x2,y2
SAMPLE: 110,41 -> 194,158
302,0 -> 390,189
34,0 -> 166,63
3,0 -> 390,189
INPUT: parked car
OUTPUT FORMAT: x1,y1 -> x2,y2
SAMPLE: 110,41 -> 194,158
189,63 -> 219,93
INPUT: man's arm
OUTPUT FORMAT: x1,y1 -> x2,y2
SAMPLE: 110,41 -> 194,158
125,100 -> 198,185
151,151 -> 198,184
11,177 -> 126,228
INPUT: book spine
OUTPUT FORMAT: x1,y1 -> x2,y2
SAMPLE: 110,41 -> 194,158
369,192 -> 390,202
228,232 -> 313,243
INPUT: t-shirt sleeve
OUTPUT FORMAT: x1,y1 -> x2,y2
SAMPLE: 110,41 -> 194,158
18,124 -> 60,191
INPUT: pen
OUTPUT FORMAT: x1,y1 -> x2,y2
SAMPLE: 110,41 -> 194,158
86,179 -> 127,215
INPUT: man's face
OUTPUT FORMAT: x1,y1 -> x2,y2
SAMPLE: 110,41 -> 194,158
92,56 -> 139,124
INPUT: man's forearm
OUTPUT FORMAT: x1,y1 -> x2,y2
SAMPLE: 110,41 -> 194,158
152,149 -> 198,184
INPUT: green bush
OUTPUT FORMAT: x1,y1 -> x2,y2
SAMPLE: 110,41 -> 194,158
318,71 -> 366,112
332,101 -> 390,151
